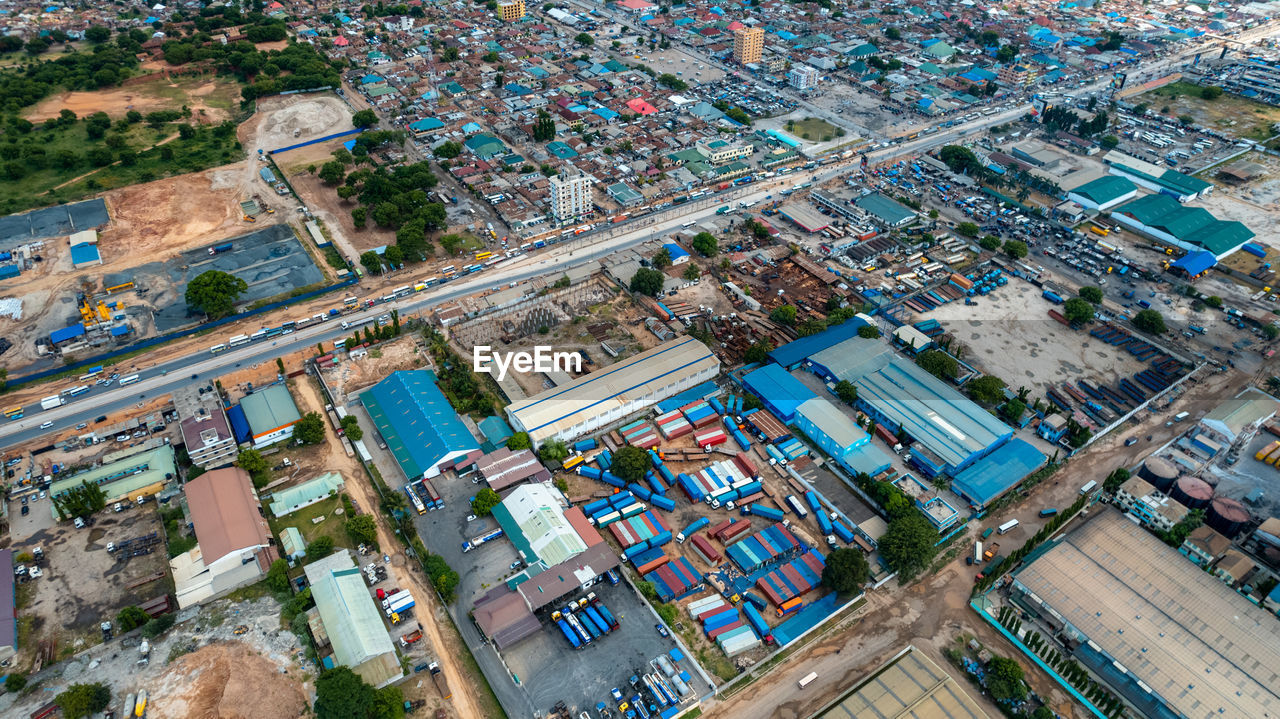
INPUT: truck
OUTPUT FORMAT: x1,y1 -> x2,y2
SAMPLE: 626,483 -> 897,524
461,527 -> 504,552
983,542 -> 1000,560
1079,480 -> 1097,495
716,205 -> 731,215
677,517 -> 710,543
1039,508 -> 1059,518
591,594 -> 619,629
39,396 -> 62,410
429,662 -> 452,699
208,242 -> 233,256
1173,411 -> 1189,422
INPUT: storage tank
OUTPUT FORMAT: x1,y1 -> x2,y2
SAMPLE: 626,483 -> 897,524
1170,477 -> 1213,510
1137,457 -> 1179,493
1207,497 -> 1251,538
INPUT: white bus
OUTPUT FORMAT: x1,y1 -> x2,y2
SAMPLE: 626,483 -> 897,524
68,385 -> 91,397
342,296 -> 359,307
392,286 -> 412,298
798,672 -> 818,689
974,542 -> 983,564
1079,480 -> 1097,495
997,519 -> 1020,535
250,329 -> 268,341
681,221 -> 697,229
229,334 -> 251,347
118,374 -> 140,386
209,344 -> 227,355
785,495 -> 808,519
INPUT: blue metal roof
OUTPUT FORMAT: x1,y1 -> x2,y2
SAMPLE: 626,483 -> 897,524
478,415 -> 514,444
950,438 -> 1047,507
408,117 -> 444,132
1171,250 -> 1216,276
227,404 -> 251,444
741,365 -> 816,422
663,243 -> 690,261
654,380 -> 720,414
109,324 -> 129,337
50,323 -> 85,344
768,317 -> 869,368
69,243 -> 100,266
360,370 -> 479,479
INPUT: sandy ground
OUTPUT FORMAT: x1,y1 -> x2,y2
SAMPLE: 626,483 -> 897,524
25,76 -> 238,124
147,641 -> 311,719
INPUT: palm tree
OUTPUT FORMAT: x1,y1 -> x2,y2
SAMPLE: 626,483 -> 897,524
1267,376 -> 1280,394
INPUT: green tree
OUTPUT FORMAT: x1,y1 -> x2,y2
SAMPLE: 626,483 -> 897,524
185,270 -> 248,319
820,548 -> 870,595
657,73 -> 687,91
691,232 -> 718,257
878,514 -> 937,578
857,325 -> 880,339
352,109 -> 379,128
306,535 -> 335,562
140,613 -> 175,639
55,683 -> 111,719
611,445 -> 652,483
116,605 -> 150,632
1203,295 -> 1223,309
1200,85 -> 1223,101
292,412 -> 327,445
575,32 -> 594,46
979,235 -> 1000,251
266,557 -> 290,592
345,514 -> 379,547
1002,239 -> 1028,259
433,140 -> 462,159
531,111 -> 556,142
5,673 -> 26,692
538,439 -> 569,463
1078,286 -> 1103,304
470,488 -> 502,516
834,380 -> 858,404
683,263 -> 701,281
340,415 -> 363,441
314,667 -> 377,719
955,221 -> 979,237
967,375 -> 1006,404
915,350 -> 958,380
770,304 -> 798,326
1001,398 -> 1026,423
1062,297 -> 1095,325
652,247 -> 671,269
985,656 -> 1028,702
360,251 -> 383,276
1133,309 -> 1166,334
743,340 -> 773,364
630,267 -> 664,297
352,206 -> 367,228
85,25 -> 111,44
506,431 -> 532,450
236,449 -> 272,488
319,161 -> 346,185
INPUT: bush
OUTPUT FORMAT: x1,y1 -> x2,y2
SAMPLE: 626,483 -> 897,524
55,683 -> 111,719
140,613 -> 176,639
116,605 -> 150,632
5,673 -> 26,692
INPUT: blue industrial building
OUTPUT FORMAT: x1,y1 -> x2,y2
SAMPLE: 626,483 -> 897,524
741,364 -> 817,423
793,398 -> 893,477
360,370 -> 480,480
805,338 -> 1014,477
948,438 -> 1047,508
767,316 -> 872,370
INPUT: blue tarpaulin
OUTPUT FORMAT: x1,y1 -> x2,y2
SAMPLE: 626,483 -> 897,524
227,404 -> 252,443
1171,250 -> 1217,277
50,323 -> 85,344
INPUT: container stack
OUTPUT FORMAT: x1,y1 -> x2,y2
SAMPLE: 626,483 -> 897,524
610,510 -> 673,551
682,400 -> 719,428
756,550 -> 826,609
726,523 -> 801,573
644,556 -> 704,602
655,409 -> 692,439
621,419 -> 660,449
694,426 -> 728,450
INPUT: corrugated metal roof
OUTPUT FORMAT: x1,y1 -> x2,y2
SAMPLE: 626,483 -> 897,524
949,438 -> 1047,507
795,398 -> 867,449
50,445 -> 176,501
767,317 -> 869,368
814,645 -> 990,719
742,364 -> 817,422
239,384 -> 301,436
361,370 -> 480,479
306,552 -> 399,687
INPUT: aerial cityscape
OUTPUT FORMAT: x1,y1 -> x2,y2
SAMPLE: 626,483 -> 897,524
0,0 -> 1277,717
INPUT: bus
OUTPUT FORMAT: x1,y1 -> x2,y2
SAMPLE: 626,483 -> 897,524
997,519 -> 1019,535
69,385 -> 90,397
118,374 -> 140,387
3,406 -> 22,420
562,455 -> 585,472
210,344 -> 228,355
681,221 -> 697,229
250,329 -> 268,342
422,277 -> 439,287
441,265 -> 457,277
475,251 -> 493,261
798,672 -> 818,689
785,495 -> 808,519
229,334 -> 251,347
405,484 -> 427,515
973,542 -> 983,564
392,286 -> 412,298
343,296 -> 359,308
1079,480 -> 1097,495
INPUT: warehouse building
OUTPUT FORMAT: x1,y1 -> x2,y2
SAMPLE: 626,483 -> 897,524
1110,193 -> 1253,259
506,337 -> 720,445
476,447 -> 551,493
305,551 -> 402,688
50,444 -> 176,510
948,438 -> 1047,509
1011,509 -> 1280,719
767,315 -> 872,370
853,192 -> 917,228
812,645 -> 990,719
171,467 -> 276,608
805,338 -> 1015,477
361,370 -> 481,480
1103,150 -> 1213,202
740,363 -> 816,422
1065,175 -> 1137,211
792,398 -> 893,477
232,384 -> 302,449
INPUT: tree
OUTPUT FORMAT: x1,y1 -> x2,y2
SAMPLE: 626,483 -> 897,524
821,548 -> 869,595
55,683 -> 111,719
319,161 -> 346,185
314,667 -> 378,719
292,412 -> 327,445
266,558 -> 290,592
1062,297 -> 1095,325
834,380 -> 858,404
307,535 -> 335,562
652,247 -> 671,268
691,232 -> 718,257
770,305 -> 798,326
683,263 -> 701,281
1203,295 -> 1223,309
995,44 -> 1019,63
657,73 -> 687,91
630,267 -> 664,297
1100,134 -> 1120,149
236,449 -> 272,488
955,222 -> 979,237
352,109 -> 379,128
532,111 -> 556,142
433,140 -> 462,159
5,673 -> 26,692
345,514 -> 378,547
885,26 -> 901,41
915,350 -> 958,380
967,375 -> 1006,404
1002,239 -> 1028,259
878,514 -> 937,578
612,445 -> 652,483
470,488 -> 502,517
1200,85 -> 1223,101
978,235 -> 1000,251
185,270 -> 248,319
352,206 -> 367,228
857,325 -> 880,339
1133,309 -> 1166,334
85,25 -> 111,44
538,439 -> 569,463
360,251 -> 383,276
340,415 -> 363,441
507,432 -> 532,450
575,32 -> 594,46
1002,398 -> 1026,423
1264,324 -> 1279,340
1078,286 -> 1103,304
116,605 -> 150,632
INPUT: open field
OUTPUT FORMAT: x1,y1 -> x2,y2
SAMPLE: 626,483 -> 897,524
788,117 -> 838,142
1139,80 -> 1280,141
25,73 -> 243,124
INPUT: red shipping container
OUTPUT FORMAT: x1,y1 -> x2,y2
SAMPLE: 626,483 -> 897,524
690,534 -> 722,563
781,564 -> 810,594
692,413 -> 719,428
708,619 -> 746,639
733,453 -> 758,478
708,518 -> 735,539
718,520 -> 752,542
801,552 -> 826,577
757,579 -> 784,606
636,555 -> 670,575
735,492 -> 763,506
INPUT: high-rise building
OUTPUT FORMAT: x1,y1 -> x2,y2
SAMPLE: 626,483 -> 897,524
549,172 -> 593,220
497,0 -> 525,21
788,65 -> 820,91
733,26 -> 764,65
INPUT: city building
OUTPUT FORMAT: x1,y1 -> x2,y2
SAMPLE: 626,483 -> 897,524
1036,414 -> 1069,443
812,645 -> 990,719
506,337 -> 719,445
232,384 -> 302,449
733,26 -> 764,64
793,398 -> 893,478
305,551 -> 401,688
853,193 -> 917,228
476,447 -> 551,493
1114,476 -> 1188,532
548,171 -> 593,221
361,370 -> 481,480
695,139 -> 752,165
1110,193 -> 1253,260
1180,524 -> 1230,567
175,384 -> 236,469
170,468 -> 276,608
50,444 -> 176,509
1010,509 -> 1280,719
788,65 -> 819,91
997,63 -> 1036,87
740,363 -> 816,423
496,0 -> 525,21
1065,175 -> 1138,211
1103,150 -> 1213,202
1212,549 -> 1256,588
268,472 -> 345,517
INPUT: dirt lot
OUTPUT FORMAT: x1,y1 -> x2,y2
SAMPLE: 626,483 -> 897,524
324,335 -> 429,399
9,507 -> 171,669
1140,80 -> 1280,141
25,74 -> 243,124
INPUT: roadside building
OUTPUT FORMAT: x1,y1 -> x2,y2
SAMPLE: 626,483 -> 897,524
175,384 -> 237,469
268,472 -> 345,517
733,26 -> 764,64
477,447 -> 551,493
853,192 -> 917,228
234,384 -> 302,449
1103,150 -> 1213,201
1066,175 -> 1137,211
171,468 -> 276,609
1110,193 -> 1253,259
50,444 -> 176,509
506,337 -> 719,445
1114,476 -> 1188,532
361,370 -> 481,480
548,171 -> 593,221
496,0 -> 525,21
788,65 -> 820,91
305,551 -> 401,688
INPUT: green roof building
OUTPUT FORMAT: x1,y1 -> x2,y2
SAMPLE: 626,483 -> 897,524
50,445 -> 176,511
269,472 -> 345,517
1067,176 -> 1138,210
854,192 -> 918,227
1112,193 -> 1254,259
305,551 -> 400,687
239,384 -> 302,449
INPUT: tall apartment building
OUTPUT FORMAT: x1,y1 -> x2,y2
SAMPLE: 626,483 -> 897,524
549,172 -> 593,220
497,0 -> 525,21
788,65 -> 819,91
733,27 -> 764,65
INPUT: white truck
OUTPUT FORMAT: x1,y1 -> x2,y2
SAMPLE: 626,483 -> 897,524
40,395 -> 63,410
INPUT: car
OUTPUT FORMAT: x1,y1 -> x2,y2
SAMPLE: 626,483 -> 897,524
20,505 -> 28,516
75,423 -> 87,430
655,623 -> 669,637
113,502 -> 124,512
466,514 -> 477,522
610,688 -> 623,703
20,497 -> 26,505
509,561 -> 522,570
1124,438 -> 1138,446
38,491 -> 45,500
39,421 -> 54,429
95,415 -> 107,423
